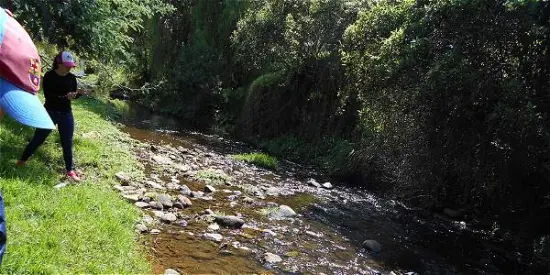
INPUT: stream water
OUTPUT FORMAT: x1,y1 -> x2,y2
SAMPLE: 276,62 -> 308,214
115,103 -> 548,274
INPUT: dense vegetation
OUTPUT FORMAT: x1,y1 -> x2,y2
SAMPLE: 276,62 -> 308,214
2,0 -> 549,264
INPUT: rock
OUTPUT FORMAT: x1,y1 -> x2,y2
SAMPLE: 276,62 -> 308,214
229,201 -> 238,208
239,246 -> 251,252
191,191 -> 204,198
122,194 -> 140,202
173,202 -> 184,209
262,229 -> 277,237
153,155 -> 173,165
214,215 -> 245,229
164,269 -> 180,275
204,185 -> 216,193
166,182 -> 180,190
263,252 -> 282,264
204,233 -> 223,243
362,240 -> 381,254
115,172 -> 130,185
307,178 -> 321,188
265,187 -> 281,196
227,194 -> 239,201
152,210 -> 165,219
146,181 -> 165,190
208,223 -> 220,231
178,220 -> 188,227
223,189 -> 233,194
113,185 -> 125,192
305,230 -> 322,238
180,185 -> 192,196
161,213 -> 178,223
177,195 -> 193,207
135,202 -> 150,208
269,205 -> 297,219
150,229 -> 161,235
142,215 -> 154,226
175,164 -> 191,172
149,201 -> 164,210
157,194 -> 173,208
135,224 -> 148,233
322,182 -> 333,189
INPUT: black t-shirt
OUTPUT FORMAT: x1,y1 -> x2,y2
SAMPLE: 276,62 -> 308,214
43,70 -> 78,111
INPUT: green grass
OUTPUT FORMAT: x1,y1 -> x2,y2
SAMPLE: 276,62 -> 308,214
232,153 -> 278,170
0,96 -> 149,273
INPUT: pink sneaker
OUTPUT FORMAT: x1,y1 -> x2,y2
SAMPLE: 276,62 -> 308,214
67,170 -> 81,182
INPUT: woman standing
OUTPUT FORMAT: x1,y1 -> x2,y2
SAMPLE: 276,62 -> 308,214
18,51 -> 88,182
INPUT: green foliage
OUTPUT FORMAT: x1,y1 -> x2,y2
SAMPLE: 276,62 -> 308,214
342,0 -> 550,228
259,136 -> 353,176
232,153 -> 278,170
4,0 -> 173,61
0,97 -> 148,273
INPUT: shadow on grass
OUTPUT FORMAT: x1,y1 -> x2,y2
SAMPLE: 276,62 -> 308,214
0,117 -> 66,187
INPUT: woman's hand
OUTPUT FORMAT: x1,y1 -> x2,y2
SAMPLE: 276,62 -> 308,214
67,92 -> 78,99
77,89 -> 93,96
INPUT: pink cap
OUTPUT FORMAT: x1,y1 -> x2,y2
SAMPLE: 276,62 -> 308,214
56,51 -> 77,68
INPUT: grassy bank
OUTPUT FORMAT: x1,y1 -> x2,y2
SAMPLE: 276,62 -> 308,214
0,97 -> 149,273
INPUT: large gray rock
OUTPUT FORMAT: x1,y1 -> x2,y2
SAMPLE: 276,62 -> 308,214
263,252 -> 282,264
269,205 -> 297,219
214,215 -> 245,229
177,195 -> 192,207
362,240 -> 381,253
157,194 -> 173,208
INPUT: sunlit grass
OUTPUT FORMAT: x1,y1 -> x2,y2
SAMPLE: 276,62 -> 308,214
232,152 -> 278,170
0,97 -> 149,273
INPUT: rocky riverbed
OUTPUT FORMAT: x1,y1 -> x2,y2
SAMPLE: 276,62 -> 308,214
106,104 -> 548,274
112,128 -> 391,274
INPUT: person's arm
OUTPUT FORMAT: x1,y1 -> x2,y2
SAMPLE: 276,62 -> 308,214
42,72 -> 53,100
67,74 -> 82,100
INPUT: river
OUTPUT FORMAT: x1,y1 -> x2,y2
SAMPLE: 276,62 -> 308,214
114,102 -> 548,274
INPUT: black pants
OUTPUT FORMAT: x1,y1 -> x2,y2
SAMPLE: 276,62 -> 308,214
20,110 -> 74,172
